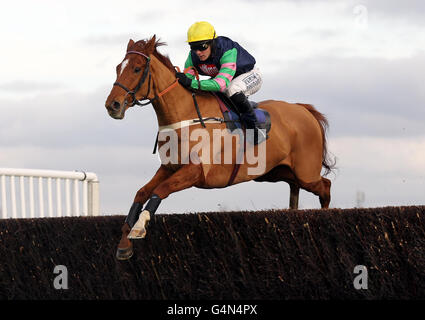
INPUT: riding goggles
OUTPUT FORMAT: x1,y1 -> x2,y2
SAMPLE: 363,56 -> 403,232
190,41 -> 210,52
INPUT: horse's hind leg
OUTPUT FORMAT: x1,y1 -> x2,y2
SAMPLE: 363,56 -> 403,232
299,177 -> 331,208
254,165 -> 300,209
289,183 -> 300,209
319,177 -> 331,208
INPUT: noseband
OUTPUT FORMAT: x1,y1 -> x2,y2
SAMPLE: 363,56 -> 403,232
113,50 -> 154,107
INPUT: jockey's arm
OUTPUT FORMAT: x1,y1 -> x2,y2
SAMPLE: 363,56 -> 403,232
183,49 -> 237,92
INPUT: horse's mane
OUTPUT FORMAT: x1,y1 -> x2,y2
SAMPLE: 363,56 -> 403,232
130,37 -> 212,99
132,38 -> 175,71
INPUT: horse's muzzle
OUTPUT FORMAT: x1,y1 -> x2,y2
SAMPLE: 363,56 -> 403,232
106,100 -> 125,119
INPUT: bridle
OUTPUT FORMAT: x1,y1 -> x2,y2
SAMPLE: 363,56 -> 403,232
113,50 -> 178,107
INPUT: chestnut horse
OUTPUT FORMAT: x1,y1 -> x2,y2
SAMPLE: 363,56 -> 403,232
105,36 -> 334,260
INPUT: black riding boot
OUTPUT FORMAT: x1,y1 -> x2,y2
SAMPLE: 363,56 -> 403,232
230,92 -> 264,144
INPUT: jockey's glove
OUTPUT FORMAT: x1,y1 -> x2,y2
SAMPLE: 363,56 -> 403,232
176,72 -> 192,88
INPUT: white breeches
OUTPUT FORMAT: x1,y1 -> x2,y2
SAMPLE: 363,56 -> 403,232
225,66 -> 263,97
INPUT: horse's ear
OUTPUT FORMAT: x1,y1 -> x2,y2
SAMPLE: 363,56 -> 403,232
145,35 -> 157,54
149,35 -> 156,45
127,39 -> 135,51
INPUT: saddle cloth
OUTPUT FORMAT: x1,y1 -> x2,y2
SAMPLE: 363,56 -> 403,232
213,92 -> 271,137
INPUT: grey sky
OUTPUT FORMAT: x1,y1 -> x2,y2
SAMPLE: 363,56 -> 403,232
0,0 -> 424,214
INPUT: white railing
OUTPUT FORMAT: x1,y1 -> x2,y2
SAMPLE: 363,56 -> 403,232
0,168 -> 100,218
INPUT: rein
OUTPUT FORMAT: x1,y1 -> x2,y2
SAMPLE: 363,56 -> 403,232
113,50 -> 178,107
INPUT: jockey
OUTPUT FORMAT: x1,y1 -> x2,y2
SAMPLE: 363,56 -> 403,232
176,21 -> 263,138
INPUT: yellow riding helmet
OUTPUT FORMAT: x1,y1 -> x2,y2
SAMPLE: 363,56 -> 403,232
187,21 -> 217,43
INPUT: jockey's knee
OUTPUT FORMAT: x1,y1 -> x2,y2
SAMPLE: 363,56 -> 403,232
225,82 -> 246,97
225,66 -> 263,98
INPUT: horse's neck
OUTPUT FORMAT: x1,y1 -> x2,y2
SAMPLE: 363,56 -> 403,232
150,56 -> 195,127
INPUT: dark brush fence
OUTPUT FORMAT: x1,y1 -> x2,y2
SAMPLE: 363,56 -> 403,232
0,206 -> 424,300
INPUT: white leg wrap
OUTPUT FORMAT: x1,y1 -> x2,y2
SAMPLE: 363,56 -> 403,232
127,210 -> 151,239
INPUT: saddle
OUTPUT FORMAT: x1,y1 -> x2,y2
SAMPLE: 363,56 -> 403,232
213,92 -> 271,142
152,91 -> 271,186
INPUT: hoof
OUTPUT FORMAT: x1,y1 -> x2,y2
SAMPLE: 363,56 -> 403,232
127,227 -> 146,240
116,246 -> 133,260
127,210 -> 150,240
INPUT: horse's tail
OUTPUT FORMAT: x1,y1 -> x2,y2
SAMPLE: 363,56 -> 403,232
296,103 -> 336,176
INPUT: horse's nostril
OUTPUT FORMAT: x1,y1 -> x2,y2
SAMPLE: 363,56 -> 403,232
112,101 -> 121,110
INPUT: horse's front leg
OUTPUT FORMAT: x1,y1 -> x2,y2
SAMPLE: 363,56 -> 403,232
116,165 -> 173,260
127,163 -> 204,240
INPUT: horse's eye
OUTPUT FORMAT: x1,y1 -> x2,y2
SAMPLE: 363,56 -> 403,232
134,67 -> 141,73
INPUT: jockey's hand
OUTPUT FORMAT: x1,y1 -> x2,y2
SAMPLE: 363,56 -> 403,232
176,72 -> 192,88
